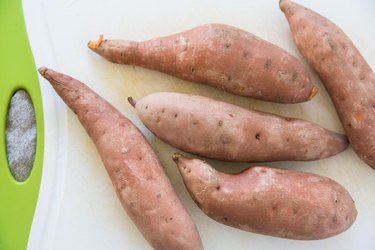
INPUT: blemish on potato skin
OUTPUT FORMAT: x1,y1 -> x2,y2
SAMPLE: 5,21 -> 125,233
327,39 -> 336,50
220,134 -> 231,144
255,133 -> 261,140
264,59 -> 271,70
218,120 -> 223,126
243,51 -> 249,58
354,112 -> 363,123
174,113 -> 178,118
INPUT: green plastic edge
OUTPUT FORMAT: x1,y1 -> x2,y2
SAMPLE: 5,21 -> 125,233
0,0 -> 45,249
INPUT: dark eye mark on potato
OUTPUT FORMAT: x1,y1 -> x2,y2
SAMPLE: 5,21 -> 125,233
327,39 -> 336,50
218,120 -> 223,126
255,133 -> 261,140
243,51 -> 249,58
264,59 -> 271,70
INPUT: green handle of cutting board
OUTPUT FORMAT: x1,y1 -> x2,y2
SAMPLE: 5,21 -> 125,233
0,0 -> 44,249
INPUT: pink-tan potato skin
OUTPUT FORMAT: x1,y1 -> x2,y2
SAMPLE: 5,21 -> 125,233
89,23 -> 317,103
38,67 -> 203,250
280,0 -> 375,170
132,92 -> 348,162
173,154 -> 357,240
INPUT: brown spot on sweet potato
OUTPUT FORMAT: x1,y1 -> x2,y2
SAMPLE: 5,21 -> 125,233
224,43 -> 231,49
291,72 -> 298,82
161,108 -> 165,113
360,76 -> 365,80
156,116 -> 161,123
260,169 -> 267,173
220,134 -> 231,144
138,156 -> 143,161
222,217 -> 229,222
264,59 -> 271,70
187,168 -> 191,173
216,185 -> 221,191
218,120 -> 223,126
191,67 -> 195,73
354,112 -> 363,123
243,51 -> 249,58
156,193 -> 162,199
193,120 -> 199,125
327,39 -> 337,50
145,105 -> 148,110
174,113 -> 178,118
227,75 -> 232,82
272,205 -> 278,211
228,113 -> 234,117
255,133 -> 261,140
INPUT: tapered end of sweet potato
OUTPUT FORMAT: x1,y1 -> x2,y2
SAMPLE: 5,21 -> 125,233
279,0 -> 291,12
172,153 -> 184,162
38,67 -> 53,81
127,97 -> 137,107
88,35 -> 103,50
308,86 -> 318,100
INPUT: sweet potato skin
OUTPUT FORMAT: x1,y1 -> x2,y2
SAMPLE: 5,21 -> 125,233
89,23 -> 316,103
280,0 -> 375,170
38,67 -> 203,250
131,92 -> 348,162
173,154 -> 357,240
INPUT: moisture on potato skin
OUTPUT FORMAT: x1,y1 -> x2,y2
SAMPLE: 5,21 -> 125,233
89,23 -> 316,103
38,68 -> 203,250
173,154 -> 357,240
280,0 -> 375,170
132,92 -> 348,162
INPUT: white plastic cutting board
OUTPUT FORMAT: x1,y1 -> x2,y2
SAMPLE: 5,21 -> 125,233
24,0 -> 375,249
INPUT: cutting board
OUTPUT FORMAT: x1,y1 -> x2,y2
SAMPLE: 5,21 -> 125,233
24,0 -> 375,249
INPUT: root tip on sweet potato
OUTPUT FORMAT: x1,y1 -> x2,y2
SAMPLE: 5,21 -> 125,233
172,153 -> 184,162
38,66 -> 53,81
38,66 -> 48,75
88,35 -> 103,50
127,96 -> 137,107
308,86 -> 318,100
279,0 -> 291,12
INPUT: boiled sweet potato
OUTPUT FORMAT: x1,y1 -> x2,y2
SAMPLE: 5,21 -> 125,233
88,23 -> 317,103
38,67 -> 203,250
173,153 -> 357,240
280,0 -> 375,170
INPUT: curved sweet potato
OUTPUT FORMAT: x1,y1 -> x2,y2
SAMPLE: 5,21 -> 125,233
280,0 -> 375,170
38,67 -> 203,250
173,153 -> 357,240
130,92 -> 348,162
88,23 -> 317,103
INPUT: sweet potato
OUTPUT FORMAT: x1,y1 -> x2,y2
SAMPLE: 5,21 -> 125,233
129,92 -> 348,162
88,23 -> 317,103
38,67 -> 203,250
173,153 -> 357,240
280,0 -> 375,170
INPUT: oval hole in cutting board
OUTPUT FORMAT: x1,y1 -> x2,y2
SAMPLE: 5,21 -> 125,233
5,89 -> 36,182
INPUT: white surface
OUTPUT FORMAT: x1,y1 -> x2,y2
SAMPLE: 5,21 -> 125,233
24,0 -> 375,249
